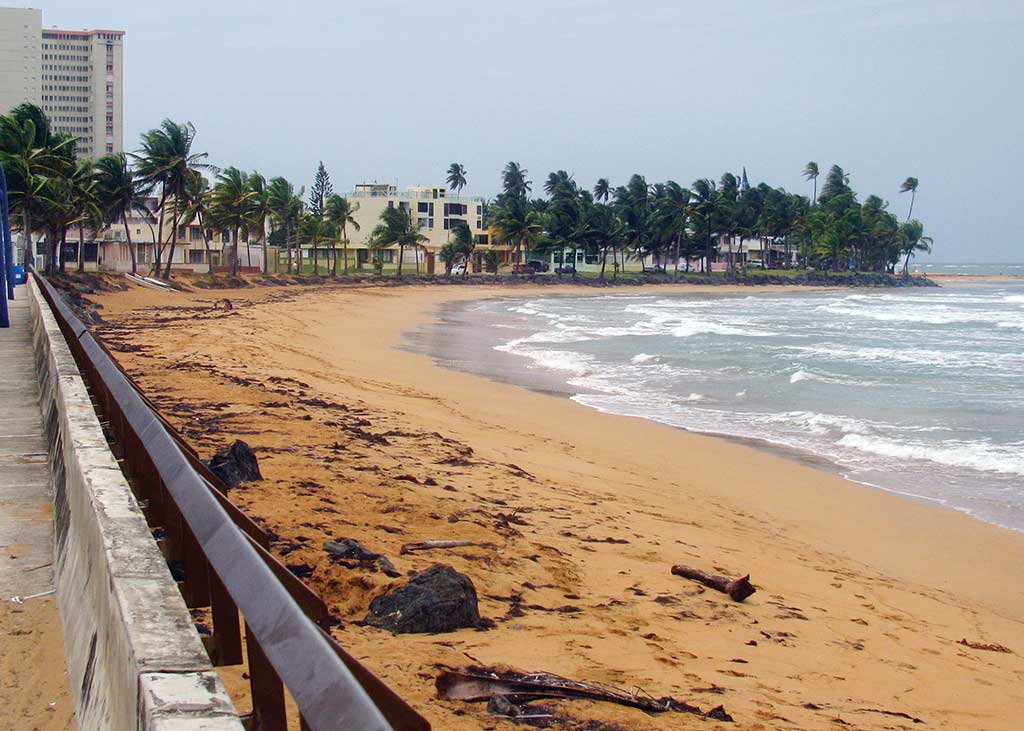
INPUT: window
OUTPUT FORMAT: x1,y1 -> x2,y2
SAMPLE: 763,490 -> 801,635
585,252 -> 599,264
418,201 -> 434,215
476,219 -> 482,229
387,200 -> 394,209
476,205 -> 482,215
188,250 -> 205,264
190,227 -> 203,241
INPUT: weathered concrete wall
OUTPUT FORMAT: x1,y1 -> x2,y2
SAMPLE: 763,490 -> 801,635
28,279 -> 244,731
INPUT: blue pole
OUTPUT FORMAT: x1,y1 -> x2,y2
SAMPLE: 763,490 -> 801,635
0,161 -> 12,328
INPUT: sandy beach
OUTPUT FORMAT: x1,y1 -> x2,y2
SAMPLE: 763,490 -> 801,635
89,280 -> 1024,730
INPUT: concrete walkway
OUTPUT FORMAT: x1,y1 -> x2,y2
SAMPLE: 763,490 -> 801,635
0,292 -> 54,599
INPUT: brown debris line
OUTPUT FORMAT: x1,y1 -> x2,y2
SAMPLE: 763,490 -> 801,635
670,565 -> 756,602
958,638 -> 1014,654
436,666 -> 733,721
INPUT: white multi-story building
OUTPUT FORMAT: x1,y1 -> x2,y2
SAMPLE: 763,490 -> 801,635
347,183 -> 488,266
0,6 -> 124,159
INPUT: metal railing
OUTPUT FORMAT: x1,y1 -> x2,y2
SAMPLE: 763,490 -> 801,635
32,269 -> 430,731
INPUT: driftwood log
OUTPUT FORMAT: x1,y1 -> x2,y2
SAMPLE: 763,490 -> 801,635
400,540 -> 497,555
437,666 -> 732,721
671,565 -> 756,602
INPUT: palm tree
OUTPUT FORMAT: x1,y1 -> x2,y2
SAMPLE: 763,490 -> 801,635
246,172 -> 271,274
323,194 -> 360,276
68,159 -> 100,272
593,178 -> 611,203
501,162 -> 531,196
209,167 -> 252,276
267,177 -> 304,274
133,119 -> 213,278
297,212 -> 335,276
802,162 -> 819,204
899,177 -> 919,221
690,178 -> 719,274
651,181 -> 691,280
446,163 -> 467,196
544,170 -> 574,196
95,153 -> 149,275
178,173 -> 215,274
491,193 -> 541,272
899,219 -> 932,275
370,206 -> 427,277
0,111 -> 73,269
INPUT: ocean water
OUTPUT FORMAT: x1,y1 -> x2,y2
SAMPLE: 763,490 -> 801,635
418,280 -> 1024,531
912,261 -> 1024,275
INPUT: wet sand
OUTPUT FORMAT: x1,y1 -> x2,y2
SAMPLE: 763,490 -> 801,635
91,280 -> 1024,730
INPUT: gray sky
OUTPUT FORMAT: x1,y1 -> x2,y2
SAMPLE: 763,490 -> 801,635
31,0 -> 1024,261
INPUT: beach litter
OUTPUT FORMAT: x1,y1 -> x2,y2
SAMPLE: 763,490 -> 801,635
437,666 -> 733,721
670,565 -> 756,602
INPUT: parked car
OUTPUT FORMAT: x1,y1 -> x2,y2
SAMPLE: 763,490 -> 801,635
450,262 -> 467,275
554,264 -> 576,275
527,259 -> 550,272
512,263 -> 537,274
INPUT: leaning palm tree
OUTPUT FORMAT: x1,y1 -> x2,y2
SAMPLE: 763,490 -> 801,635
209,167 -> 252,276
446,163 -> 467,196
899,176 -> 919,221
900,219 -> 932,275
323,193 -> 360,276
133,119 -> 213,278
593,177 -> 611,203
802,162 -> 819,204
0,113 -> 73,269
94,153 -> 150,275
651,181 -> 691,280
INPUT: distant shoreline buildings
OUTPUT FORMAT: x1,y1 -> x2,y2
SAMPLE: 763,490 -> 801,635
0,6 -> 124,159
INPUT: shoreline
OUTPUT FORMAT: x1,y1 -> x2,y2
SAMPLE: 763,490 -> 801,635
409,290 -> 1023,534
89,280 -> 1024,730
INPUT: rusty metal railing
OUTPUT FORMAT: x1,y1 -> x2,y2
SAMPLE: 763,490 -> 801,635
32,269 -> 430,731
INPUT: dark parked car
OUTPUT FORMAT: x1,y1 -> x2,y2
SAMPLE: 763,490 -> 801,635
527,259 -> 550,272
554,265 -> 576,275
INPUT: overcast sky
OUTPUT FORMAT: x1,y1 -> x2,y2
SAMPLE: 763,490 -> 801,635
28,0 -> 1024,261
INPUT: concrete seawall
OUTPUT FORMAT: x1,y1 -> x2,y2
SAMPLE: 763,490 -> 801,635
28,278 -> 244,731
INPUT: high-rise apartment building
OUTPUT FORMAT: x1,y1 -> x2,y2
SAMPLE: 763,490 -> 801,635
0,8 -> 42,113
0,7 -> 124,159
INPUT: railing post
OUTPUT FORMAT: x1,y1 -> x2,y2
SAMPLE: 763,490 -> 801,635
244,624 -> 288,731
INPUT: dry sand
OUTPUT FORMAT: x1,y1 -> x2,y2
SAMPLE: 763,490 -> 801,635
90,280 -> 1024,730
0,597 -> 76,731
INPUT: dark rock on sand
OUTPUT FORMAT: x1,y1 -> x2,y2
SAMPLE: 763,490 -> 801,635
208,440 -> 262,486
364,564 -> 480,634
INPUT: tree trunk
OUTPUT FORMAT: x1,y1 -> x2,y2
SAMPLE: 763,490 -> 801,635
123,212 -> 137,275
396,245 -> 404,277
163,197 -> 181,279
22,209 -> 32,269
153,185 -> 167,276
262,233 -> 268,275
77,223 -> 85,272
58,228 -> 68,273
232,227 -> 240,276
342,223 -> 349,276
599,245 -> 608,280
673,235 -> 681,281
245,233 -> 252,271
